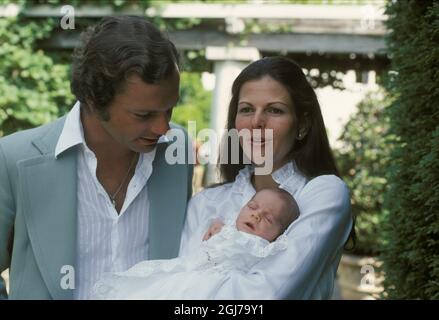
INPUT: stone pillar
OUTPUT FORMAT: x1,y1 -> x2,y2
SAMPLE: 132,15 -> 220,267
204,46 -> 260,185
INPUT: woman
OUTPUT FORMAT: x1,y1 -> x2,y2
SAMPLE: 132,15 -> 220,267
179,56 -> 353,299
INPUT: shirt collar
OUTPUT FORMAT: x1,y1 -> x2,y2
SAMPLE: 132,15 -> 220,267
55,101 -> 85,158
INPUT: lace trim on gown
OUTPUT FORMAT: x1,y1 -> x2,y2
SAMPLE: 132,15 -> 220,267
212,222 -> 288,259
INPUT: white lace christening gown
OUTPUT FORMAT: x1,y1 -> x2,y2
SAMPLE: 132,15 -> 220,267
92,224 -> 288,299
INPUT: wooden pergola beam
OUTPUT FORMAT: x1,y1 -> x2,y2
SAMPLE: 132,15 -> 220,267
40,29 -> 386,56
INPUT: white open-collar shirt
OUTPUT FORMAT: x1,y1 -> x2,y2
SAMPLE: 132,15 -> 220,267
179,162 -> 352,299
55,102 -> 164,299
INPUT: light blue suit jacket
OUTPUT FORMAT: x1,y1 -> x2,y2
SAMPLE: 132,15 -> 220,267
0,117 -> 193,299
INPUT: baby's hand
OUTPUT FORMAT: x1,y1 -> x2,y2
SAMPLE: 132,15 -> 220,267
202,220 -> 225,241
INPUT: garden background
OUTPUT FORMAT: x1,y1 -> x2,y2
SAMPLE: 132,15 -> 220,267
0,0 -> 437,299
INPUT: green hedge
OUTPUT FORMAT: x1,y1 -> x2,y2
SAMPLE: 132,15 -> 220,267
381,0 -> 439,299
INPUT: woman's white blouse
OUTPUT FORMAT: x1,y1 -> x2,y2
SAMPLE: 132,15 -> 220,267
179,161 -> 352,299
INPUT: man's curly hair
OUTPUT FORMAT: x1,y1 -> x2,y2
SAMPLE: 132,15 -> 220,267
71,16 -> 179,120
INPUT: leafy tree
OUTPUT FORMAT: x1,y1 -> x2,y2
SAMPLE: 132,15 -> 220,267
336,89 -> 394,257
0,16 -> 74,137
172,72 -> 212,135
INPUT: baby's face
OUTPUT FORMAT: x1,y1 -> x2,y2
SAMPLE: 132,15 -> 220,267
236,189 -> 294,242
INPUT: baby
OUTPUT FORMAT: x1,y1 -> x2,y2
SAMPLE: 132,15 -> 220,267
203,188 -> 300,242
92,188 -> 300,300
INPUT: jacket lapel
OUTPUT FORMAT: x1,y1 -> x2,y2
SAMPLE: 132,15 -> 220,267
17,118 -> 77,300
148,142 -> 189,259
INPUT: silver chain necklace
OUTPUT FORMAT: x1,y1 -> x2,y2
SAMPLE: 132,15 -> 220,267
109,152 -> 138,208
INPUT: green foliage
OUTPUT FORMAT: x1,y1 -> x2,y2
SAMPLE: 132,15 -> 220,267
0,16 -> 74,137
336,89 -> 394,257
381,0 -> 439,299
171,72 -> 211,137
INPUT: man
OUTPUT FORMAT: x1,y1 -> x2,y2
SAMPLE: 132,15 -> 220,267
0,16 -> 193,299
